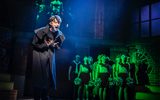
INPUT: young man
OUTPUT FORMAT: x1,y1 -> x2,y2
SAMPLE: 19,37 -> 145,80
32,15 -> 65,100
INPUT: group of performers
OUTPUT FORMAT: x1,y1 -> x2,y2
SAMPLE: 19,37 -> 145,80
68,53 -> 149,100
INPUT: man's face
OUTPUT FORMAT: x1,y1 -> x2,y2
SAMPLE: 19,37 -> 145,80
49,18 -> 60,31
76,57 -> 80,61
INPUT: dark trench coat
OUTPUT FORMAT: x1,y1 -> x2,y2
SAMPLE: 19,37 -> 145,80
31,25 -> 65,90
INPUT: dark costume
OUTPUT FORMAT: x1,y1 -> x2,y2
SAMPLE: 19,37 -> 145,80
32,25 -> 65,99
69,60 -> 81,99
118,63 -> 129,87
137,62 -> 149,85
70,60 -> 81,82
80,64 -> 91,85
98,64 -> 110,87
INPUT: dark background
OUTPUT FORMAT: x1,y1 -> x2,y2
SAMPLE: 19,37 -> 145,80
0,0 -> 160,99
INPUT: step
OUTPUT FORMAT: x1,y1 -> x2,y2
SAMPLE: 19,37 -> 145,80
18,99 -> 34,100
0,90 -> 17,100
136,92 -> 160,100
0,82 -> 14,90
146,85 -> 160,93
0,73 -> 11,82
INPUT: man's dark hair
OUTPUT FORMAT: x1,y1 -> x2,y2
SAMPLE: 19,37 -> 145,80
49,15 -> 62,23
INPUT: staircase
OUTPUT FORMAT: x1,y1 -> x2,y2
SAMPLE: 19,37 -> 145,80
148,67 -> 160,86
0,73 -> 17,100
136,85 -> 160,100
135,66 -> 160,100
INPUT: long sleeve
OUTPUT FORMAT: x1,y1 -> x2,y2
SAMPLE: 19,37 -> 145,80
32,33 -> 49,50
49,31 -> 65,49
